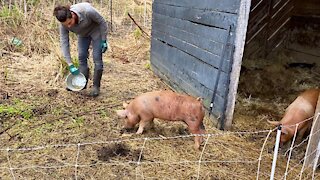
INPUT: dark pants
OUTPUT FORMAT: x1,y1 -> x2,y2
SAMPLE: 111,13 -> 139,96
77,36 -> 103,71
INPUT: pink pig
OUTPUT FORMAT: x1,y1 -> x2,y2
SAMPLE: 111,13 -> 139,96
268,88 -> 319,146
116,90 -> 206,149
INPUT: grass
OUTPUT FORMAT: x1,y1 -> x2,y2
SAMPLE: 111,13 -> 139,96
0,99 -> 33,120
0,5 -> 23,26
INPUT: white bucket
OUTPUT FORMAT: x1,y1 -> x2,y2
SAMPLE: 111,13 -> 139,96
65,73 -> 87,91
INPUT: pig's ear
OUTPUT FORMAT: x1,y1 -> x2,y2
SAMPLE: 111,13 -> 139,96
267,120 -> 281,126
123,102 -> 129,108
196,97 -> 203,102
116,110 -> 128,118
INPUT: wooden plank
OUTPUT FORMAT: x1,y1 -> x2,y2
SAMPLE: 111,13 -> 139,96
152,31 -> 232,73
246,0 -> 294,56
152,21 -> 224,57
246,0 -> 268,47
271,0 -> 292,14
153,13 -> 235,44
268,16 -> 292,40
248,0 -> 268,22
272,0 -> 283,9
151,39 -> 229,96
225,0 -> 251,130
250,0 -> 264,12
266,0 -> 293,52
246,21 -> 268,45
246,16 -> 268,42
244,39 -> 265,58
150,43 -> 227,115
282,49 -> 320,64
153,2 -> 238,30
267,20 -> 289,49
303,94 -> 320,169
153,0 -> 241,14
294,0 -> 320,16
152,25 -> 232,72
290,16 -> 320,27
270,0 -> 293,24
285,37 -> 320,58
285,43 -> 320,58
267,17 -> 290,49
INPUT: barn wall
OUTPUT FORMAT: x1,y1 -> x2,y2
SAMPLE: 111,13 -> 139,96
244,0 -> 295,57
282,16 -> 320,64
150,0 -> 250,129
244,0 -> 320,60
282,0 -> 320,64
294,0 -> 320,16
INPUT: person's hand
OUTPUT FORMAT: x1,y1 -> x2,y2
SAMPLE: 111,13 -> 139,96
101,40 -> 108,53
69,64 -> 79,75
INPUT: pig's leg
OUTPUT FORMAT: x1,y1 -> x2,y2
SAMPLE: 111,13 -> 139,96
296,122 -> 312,143
136,114 -> 154,134
148,119 -> 155,129
185,122 -> 203,149
191,129 -> 202,150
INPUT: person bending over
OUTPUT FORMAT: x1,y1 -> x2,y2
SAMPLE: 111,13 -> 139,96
53,2 -> 108,97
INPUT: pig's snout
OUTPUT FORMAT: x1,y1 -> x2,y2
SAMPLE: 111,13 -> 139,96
116,110 -> 128,118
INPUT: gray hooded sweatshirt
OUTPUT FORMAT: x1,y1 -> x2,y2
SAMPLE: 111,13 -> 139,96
59,2 -> 107,65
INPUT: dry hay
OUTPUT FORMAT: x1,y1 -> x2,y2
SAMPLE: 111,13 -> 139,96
238,53 -> 319,100
1,1 -> 320,179
233,48 -> 320,179
236,51 -> 319,131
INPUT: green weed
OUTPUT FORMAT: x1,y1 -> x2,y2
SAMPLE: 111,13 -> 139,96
73,117 -> 85,127
144,62 -> 151,69
27,0 -> 40,6
133,28 -> 142,39
100,110 -> 110,118
0,5 -> 23,26
0,99 -> 33,119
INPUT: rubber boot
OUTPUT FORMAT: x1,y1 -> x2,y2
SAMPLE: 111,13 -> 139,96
79,66 -> 89,89
89,69 -> 103,97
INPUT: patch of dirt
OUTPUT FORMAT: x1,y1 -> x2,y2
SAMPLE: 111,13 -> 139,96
97,143 -> 132,161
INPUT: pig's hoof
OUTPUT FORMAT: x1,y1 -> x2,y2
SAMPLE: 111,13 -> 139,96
194,143 -> 201,150
136,127 -> 144,134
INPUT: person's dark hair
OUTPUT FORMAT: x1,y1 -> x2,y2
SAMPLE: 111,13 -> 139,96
53,5 -> 72,22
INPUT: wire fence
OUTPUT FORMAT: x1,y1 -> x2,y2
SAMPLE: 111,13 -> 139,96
0,113 -> 319,179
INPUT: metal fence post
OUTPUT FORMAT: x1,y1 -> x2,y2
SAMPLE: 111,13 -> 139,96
270,125 -> 282,180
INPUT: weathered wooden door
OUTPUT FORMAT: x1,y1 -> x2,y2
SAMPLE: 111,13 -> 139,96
150,0 -> 251,129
